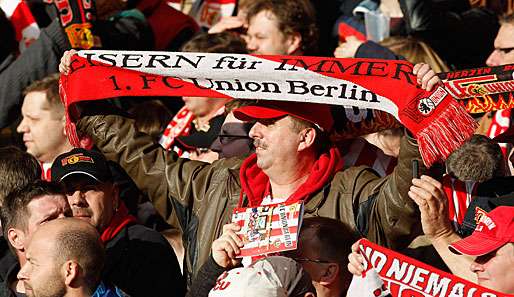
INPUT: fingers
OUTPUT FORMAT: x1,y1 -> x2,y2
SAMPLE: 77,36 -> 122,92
221,223 -> 243,247
409,175 -> 448,214
347,252 -> 365,276
413,63 -> 441,91
213,238 -> 240,258
222,222 -> 242,234
212,223 -> 245,268
59,50 -> 77,75
411,176 -> 445,200
334,36 -> 363,58
351,240 -> 361,253
208,17 -> 245,34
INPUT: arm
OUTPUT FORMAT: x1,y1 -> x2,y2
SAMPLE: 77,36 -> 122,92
350,64 -> 439,250
77,114 -> 241,225
408,176 -> 476,281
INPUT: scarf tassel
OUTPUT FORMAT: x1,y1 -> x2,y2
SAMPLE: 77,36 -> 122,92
416,100 -> 478,167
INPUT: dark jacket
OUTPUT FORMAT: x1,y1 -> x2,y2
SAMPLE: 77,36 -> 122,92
104,223 -> 185,297
186,255 -> 227,297
79,114 -> 425,285
0,262 -> 19,297
398,0 -> 498,69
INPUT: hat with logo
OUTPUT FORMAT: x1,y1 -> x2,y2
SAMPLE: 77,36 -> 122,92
233,101 -> 334,132
51,148 -> 112,183
208,256 -> 313,297
449,206 -> 514,256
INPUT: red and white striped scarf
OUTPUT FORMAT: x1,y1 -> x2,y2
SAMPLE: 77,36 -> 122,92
60,51 -> 478,166
0,0 -> 40,52
159,105 -> 225,156
487,109 -> 512,157
159,106 -> 194,153
442,174 -> 478,228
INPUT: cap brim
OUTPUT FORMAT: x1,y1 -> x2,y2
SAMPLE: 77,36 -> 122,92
233,106 -> 288,122
59,171 -> 100,183
449,233 -> 507,256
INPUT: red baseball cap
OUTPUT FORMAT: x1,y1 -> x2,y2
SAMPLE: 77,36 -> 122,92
233,101 -> 334,132
449,206 -> 514,256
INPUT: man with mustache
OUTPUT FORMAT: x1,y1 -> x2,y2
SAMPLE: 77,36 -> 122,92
51,148 -> 185,297
66,55 -> 439,285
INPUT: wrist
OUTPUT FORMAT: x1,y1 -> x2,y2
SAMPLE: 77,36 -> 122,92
428,228 -> 459,244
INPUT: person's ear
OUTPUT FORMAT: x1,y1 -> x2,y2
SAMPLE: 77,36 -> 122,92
63,260 -> 80,286
298,128 -> 316,152
285,32 -> 302,55
319,263 -> 339,285
7,228 -> 25,252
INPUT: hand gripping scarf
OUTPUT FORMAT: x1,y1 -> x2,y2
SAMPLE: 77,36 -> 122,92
60,50 -> 477,167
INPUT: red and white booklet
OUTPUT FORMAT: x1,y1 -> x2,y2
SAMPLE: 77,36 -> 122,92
231,201 -> 304,258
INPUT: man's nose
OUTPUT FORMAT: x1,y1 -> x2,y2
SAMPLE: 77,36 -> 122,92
68,190 -> 88,206
246,38 -> 257,52
486,50 -> 501,67
17,263 -> 29,281
210,137 -> 222,153
248,122 -> 263,138
469,261 -> 485,274
16,118 -> 28,133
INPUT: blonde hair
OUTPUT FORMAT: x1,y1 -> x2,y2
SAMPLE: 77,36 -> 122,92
380,36 -> 450,73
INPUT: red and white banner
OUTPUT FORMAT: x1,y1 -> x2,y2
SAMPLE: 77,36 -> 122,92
167,0 -> 236,29
0,0 -> 40,52
347,239 -> 514,297
231,201 -> 303,257
60,51 -> 477,166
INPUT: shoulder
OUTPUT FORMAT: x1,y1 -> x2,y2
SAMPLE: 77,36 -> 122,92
125,224 -> 170,244
331,166 -> 382,189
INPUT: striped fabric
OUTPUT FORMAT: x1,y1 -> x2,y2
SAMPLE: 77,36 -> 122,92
0,0 -> 40,52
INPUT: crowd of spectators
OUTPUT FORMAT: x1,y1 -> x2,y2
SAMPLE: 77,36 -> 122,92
1,0 -> 514,296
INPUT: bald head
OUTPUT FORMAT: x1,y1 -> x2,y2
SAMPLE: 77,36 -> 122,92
29,218 -> 105,293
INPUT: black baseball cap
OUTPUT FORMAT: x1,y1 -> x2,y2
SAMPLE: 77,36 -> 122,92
51,148 -> 112,183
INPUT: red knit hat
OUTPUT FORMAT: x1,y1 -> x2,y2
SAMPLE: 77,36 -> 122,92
233,101 -> 334,132
449,206 -> 514,256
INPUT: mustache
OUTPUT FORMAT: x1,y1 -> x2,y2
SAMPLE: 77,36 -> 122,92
253,139 -> 268,149
71,207 -> 92,217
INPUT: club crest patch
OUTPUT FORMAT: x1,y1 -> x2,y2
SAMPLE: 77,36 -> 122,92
61,153 -> 94,166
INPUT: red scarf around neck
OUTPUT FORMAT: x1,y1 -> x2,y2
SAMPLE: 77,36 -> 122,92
238,147 -> 343,207
100,202 -> 137,243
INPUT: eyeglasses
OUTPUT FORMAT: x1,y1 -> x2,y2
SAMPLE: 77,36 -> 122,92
293,257 -> 332,264
218,134 -> 251,144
